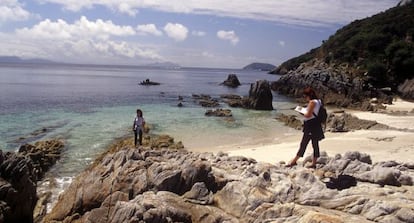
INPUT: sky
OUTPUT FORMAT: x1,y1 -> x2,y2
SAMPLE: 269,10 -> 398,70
0,0 -> 400,68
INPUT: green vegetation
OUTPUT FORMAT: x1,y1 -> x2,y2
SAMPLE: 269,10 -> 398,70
276,3 -> 414,88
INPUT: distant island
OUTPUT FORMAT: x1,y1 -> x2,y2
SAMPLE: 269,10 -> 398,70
0,56 -> 57,64
243,62 -> 276,71
0,56 -> 181,69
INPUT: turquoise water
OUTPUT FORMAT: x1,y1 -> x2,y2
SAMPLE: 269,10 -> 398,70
0,63 -> 297,180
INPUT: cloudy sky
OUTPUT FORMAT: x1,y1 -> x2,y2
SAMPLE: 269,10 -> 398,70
0,0 -> 399,68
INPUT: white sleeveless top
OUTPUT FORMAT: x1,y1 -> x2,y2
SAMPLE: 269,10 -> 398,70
133,116 -> 145,131
304,99 -> 321,121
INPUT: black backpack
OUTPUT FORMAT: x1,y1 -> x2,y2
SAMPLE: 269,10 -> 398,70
313,100 -> 327,126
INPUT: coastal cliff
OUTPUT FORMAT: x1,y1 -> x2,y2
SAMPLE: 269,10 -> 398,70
271,2 -> 414,104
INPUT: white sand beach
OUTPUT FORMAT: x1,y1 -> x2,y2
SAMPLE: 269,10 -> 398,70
227,98 -> 414,164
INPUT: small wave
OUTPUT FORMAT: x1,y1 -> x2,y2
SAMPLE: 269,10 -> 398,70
37,176 -> 73,213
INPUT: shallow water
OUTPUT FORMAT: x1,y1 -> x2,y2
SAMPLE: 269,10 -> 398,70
0,63 -> 297,201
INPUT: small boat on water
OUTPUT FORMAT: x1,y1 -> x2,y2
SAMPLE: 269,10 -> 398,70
139,79 -> 161,86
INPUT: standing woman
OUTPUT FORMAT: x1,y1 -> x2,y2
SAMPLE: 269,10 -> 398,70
287,87 -> 324,168
132,109 -> 145,146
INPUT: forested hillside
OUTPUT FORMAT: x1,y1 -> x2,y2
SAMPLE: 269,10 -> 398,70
272,3 -> 414,89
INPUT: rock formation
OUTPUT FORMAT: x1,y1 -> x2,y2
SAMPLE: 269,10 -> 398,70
247,80 -> 273,110
272,59 -> 393,110
220,80 -> 273,110
192,94 -> 220,107
0,151 -> 37,223
18,139 -> 65,179
205,108 -> 233,117
0,139 -> 65,223
277,111 -> 389,132
44,146 -> 414,223
398,78 -> 414,100
221,74 -> 241,88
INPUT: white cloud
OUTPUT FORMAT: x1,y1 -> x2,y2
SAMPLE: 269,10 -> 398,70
3,16 -> 163,63
16,16 -> 135,40
137,24 -> 163,36
279,40 -> 286,47
163,23 -> 188,41
192,31 -> 206,37
0,0 -> 31,23
117,2 -> 138,17
39,0 -> 398,27
217,30 -> 239,45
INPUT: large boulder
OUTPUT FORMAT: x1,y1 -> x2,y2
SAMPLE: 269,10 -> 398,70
222,80 -> 274,110
247,80 -> 273,110
398,78 -> 414,100
18,139 -> 65,179
0,150 -> 37,223
221,74 -> 241,88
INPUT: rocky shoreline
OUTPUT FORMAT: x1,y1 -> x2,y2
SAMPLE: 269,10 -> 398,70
2,72 -> 413,222
43,143 -> 414,222
0,139 -> 64,223
271,59 -> 398,111
2,106 -> 414,222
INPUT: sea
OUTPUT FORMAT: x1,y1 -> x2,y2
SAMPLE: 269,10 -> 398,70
0,62 -> 298,209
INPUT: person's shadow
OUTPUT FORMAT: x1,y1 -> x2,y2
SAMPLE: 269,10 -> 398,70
324,174 -> 357,190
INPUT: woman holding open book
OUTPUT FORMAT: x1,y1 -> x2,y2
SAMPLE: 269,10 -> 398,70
286,87 -> 324,168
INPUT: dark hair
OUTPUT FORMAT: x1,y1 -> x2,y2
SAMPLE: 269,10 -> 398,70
136,109 -> 143,117
303,87 -> 318,100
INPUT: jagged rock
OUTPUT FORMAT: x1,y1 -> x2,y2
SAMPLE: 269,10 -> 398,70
199,99 -> 220,107
0,150 -> 37,223
343,151 -> 372,165
220,94 -> 248,108
218,80 -> 273,110
221,74 -> 241,88
357,167 -> 403,186
276,113 -> 303,130
272,59 -> 395,110
192,94 -> 220,107
220,94 -> 242,100
145,134 -> 184,149
18,139 -> 65,179
278,111 -> 388,133
398,78 -> 414,100
182,182 -> 213,205
205,108 -> 232,117
247,80 -> 273,110
45,147 -> 414,223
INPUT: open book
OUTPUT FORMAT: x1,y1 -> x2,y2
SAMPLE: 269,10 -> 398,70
294,106 -> 307,115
